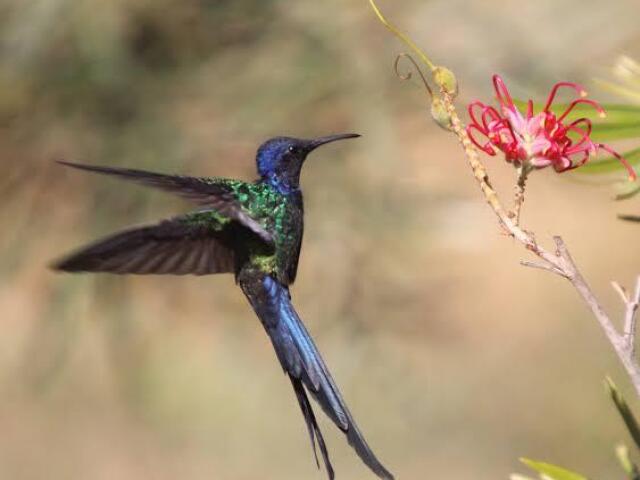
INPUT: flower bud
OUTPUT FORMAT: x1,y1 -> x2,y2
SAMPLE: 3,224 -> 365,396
433,66 -> 458,97
430,97 -> 452,130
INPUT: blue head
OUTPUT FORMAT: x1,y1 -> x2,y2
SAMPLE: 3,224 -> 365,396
256,133 -> 360,194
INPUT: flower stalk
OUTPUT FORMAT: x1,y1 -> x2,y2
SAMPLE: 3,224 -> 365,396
511,165 -> 531,226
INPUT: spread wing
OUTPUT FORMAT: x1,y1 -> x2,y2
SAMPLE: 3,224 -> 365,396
56,161 -> 273,244
52,213 -> 237,275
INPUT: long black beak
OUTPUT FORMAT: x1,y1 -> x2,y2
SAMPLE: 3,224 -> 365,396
308,133 -> 361,151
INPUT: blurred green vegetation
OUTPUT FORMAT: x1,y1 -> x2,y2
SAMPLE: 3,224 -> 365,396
514,379 -> 640,480
2,1 -> 640,479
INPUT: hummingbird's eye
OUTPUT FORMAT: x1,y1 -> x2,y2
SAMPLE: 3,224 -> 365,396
287,145 -> 297,154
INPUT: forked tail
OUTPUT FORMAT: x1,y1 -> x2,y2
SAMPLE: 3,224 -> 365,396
239,272 -> 393,480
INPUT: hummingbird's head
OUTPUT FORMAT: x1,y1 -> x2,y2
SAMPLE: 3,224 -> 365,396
256,133 -> 360,193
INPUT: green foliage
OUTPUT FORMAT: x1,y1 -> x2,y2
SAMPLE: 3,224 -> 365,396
572,56 -> 640,179
587,58 -> 640,206
513,378 -> 640,480
572,58 -> 640,201
606,377 -> 640,451
573,147 -> 640,175
518,458 -> 588,480
606,378 -> 640,479
616,444 -> 640,480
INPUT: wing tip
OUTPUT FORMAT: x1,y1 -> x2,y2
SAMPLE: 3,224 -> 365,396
55,159 -> 144,178
49,255 -> 75,272
55,159 -> 88,170
50,255 -> 98,273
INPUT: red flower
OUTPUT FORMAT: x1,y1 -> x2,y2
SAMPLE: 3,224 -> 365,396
467,75 -> 636,180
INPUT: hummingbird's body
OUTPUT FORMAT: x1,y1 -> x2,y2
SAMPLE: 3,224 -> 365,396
53,134 -> 393,480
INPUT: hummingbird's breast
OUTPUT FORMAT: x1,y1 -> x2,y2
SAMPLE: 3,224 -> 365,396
237,182 -> 303,285
272,191 -> 303,284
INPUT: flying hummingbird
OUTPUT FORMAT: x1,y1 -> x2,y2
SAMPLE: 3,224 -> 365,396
52,134 -> 394,480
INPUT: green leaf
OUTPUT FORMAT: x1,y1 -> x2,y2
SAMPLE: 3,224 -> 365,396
520,458 -> 588,480
615,444 -> 640,480
605,377 -> 640,451
564,104 -> 640,127
578,147 -> 640,175
589,123 -> 640,142
615,181 -> 640,201
595,79 -> 640,104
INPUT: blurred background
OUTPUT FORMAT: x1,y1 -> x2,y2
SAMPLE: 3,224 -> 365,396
2,1 -> 640,479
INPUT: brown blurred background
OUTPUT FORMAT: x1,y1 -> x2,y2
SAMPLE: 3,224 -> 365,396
2,1 -> 640,479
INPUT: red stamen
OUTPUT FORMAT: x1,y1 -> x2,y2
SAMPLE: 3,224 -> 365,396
468,101 -> 487,128
467,125 -> 496,155
557,99 -> 606,122
565,150 -> 590,169
597,144 -> 637,180
543,81 -> 587,112
492,75 -> 515,110
481,106 -> 501,130
565,118 -> 593,148
542,113 -> 559,135
526,100 -> 533,118
575,153 -> 590,168
502,117 -> 518,144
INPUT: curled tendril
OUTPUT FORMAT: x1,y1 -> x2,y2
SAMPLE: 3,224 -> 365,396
369,0 -> 435,70
394,53 -> 433,98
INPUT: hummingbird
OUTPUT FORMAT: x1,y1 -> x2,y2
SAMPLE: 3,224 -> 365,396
52,134 -> 394,480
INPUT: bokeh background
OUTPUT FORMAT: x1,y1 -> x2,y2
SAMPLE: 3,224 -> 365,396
2,1 -> 640,479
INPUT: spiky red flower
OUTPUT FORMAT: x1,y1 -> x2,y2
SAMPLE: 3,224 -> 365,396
467,75 -> 636,180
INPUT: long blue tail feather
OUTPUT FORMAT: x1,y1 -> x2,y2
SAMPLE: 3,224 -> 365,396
239,272 -> 394,480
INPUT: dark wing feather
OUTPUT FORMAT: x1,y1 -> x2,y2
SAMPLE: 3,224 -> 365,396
56,161 -> 272,244
52,216 -> 235,275
240,273 -> 394,480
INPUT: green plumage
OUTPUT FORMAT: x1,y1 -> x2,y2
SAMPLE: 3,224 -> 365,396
197,179 -> 303,285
